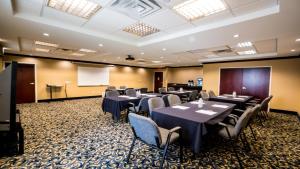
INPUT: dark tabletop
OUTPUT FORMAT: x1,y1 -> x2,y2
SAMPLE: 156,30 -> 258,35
151,101 -> 235,153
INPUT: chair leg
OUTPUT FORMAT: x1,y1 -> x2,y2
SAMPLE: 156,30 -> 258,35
126,137 -> 136,163
248,124 -> 257,141
126,109 -> 129,123
242,132 -> 251,152
230,139 -> 243,169
160,143 -> 169,169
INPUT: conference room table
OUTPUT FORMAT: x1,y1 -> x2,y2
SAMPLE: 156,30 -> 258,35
102,93 -> 162,121
209,94 -> 253,109
151,100 -> 235,153
162,90 -> 192,97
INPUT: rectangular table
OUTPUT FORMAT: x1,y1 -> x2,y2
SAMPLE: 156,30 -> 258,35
102,93 -> 162,121
162,90 -> 192,97
209,94 -> 253,109
151,101 -> 235,153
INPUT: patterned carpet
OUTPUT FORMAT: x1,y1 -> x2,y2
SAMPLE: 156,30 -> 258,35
0,98 -> 299,168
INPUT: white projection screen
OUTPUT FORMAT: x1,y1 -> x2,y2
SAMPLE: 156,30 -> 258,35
77,66 -> 109,86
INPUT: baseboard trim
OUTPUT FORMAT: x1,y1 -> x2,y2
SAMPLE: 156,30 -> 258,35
38,95 -> 102,102
270,108 -> 298,115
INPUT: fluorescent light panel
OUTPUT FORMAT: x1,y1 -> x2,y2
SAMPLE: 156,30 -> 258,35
123,22 -> 160,37
79,48 -> 96,53
173,0 -> 226,21
238,50 -> 256,55
71,53 -> 85,56
237,41 -> 253,48
35,41 -> 58,47
47,0 -> 101,19
35,48 -> 50,52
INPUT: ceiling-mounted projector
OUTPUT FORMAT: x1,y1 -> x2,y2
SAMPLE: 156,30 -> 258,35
125,55 -> 135,61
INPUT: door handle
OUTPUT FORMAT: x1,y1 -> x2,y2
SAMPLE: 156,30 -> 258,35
29,82 -> 35,85
242,86 -> 246,90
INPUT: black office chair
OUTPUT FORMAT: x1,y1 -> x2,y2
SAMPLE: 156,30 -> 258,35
105,90 -> 120,97
128,97 -> 151,117
158,87 -> 166,94
140,88 -> 148,93
167,87 -> 175,91
161,95 -> 170,107
126,89 -> 137,97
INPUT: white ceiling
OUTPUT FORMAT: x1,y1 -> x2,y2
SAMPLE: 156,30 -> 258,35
0,0 -> 299,67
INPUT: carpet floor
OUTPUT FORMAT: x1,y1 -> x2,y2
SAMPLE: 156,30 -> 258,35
0,98 -> 299,168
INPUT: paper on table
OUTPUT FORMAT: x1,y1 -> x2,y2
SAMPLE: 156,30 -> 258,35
129,97 -> 138,99
146,94 -> 156,97
172,105 -> 190,110
238,95 -> 248,98
190,101 -> 206,105
212,104 -> 229,108
233,97 -> 245,100
195,110 -> 217,115
119,95 -> 129,98
217,96 -> 227,98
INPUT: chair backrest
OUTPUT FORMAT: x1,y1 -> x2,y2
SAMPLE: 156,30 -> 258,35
128,113 -> 161,147
105,90 -> 119,97
158,87 -> 166,94
200,91 -> 209,101
140,88 -> 148,93
168,94 -> 181,106
189,90 -> 199,101
249,104 -> 261,120
148,97 -> 165,116
167,87 -> 175,91
138,97 -> 150,114
162,95 -> 170,107
120,86 -> 127,89
234,108 -> 252,136
126,88 -> 136,97
107,86 -> 116,90
208,90 -> 216,97
260,95 -> 272,110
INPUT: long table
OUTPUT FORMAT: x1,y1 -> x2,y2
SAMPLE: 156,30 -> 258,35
162,90 -> 192,97
209,94 -> 253,109
151,101 -> 235,153
102,93 -> 162,121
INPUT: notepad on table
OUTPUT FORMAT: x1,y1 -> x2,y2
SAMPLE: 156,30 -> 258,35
212,104 -> 229,108
129,97 -> 138,99
195,110 -> 217,115
172,105 -> 190,110
217,96 -> 227,98
118,95 -> 129,98
145,94 -> 156,97
233,97 -> 245,100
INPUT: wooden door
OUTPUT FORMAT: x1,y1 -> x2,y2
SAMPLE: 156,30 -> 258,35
154,72 -> 163,93
242,67 -> 270,100
219,67 -> 270,100
219,68 -> 243,95
6,63 -> 35,104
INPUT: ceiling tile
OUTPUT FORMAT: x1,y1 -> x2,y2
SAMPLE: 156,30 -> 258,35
15,0 -> 44,16
224,0 -> 258,9
83,8 -> 137,33
231,0 -> 277,16
142,9 -> 187,30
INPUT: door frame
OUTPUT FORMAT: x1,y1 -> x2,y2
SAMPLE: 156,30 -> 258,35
4,61 -> 38,103
218,66 -> 272,97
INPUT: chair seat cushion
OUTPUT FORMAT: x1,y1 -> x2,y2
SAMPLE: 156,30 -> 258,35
218,125 -> 238,139
158,127 -> 179,148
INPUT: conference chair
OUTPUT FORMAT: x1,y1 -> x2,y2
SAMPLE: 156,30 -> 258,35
120,86 -> 127,89
162,95 -> 170,107
167,87 -> 175,91
107,86 -> 116,90
105,90 -> 119,97
168,94 -> 181,106
148,97 -> 165,116
200,91 -> 209,101
260,95 -> 273,119
128,97 -> 150,117
127,113 -> 183,169
208,90 -> 216,97
158,87 -> 166,94
182,90 -> 199,102
217,108 -> 253,168
126,88 -> 137,97
140,88 -> 148,93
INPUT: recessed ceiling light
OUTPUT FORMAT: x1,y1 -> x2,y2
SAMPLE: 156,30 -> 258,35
296,38 -> 300,42
237,41 -> 253,48
71,53 -> 85,56
162,48 -> 166,51
173,0 -> 226,21
43,33 -> 50,37
290,49 -> 296,52
47,0 -> 101,19
98,43 -> 103,47
233,34 -> 239,38
140,52 -> 144,55
35,48 -> 50,52
152,60 -> 162,63
237,50 -> 256,55
79,48 -> 96,53
123,22 -> 160,37
35,41 -> 58,47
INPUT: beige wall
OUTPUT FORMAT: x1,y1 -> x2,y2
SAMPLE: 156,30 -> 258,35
0,56 -> 3,72
3,55 -> 154,100
203,58 -> 300,114
167,67 -> 203,84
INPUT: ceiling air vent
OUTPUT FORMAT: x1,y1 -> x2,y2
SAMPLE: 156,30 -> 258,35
110,0 -> 162,19
125,55 -> 135,61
